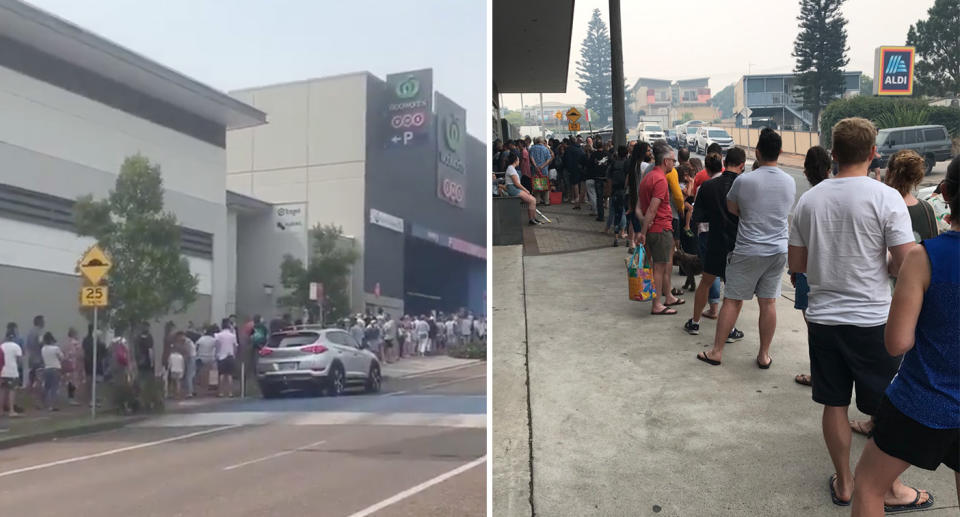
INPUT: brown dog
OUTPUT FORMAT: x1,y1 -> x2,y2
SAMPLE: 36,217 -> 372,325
674,250 -> 703,291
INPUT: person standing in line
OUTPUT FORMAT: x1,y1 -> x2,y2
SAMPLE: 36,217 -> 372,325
167,333 -> 186,400
884,150 -> 940,242
638,141 -> 684,314
696,129 -> 795,368
605,145 -> 629,243
625,142 -> 651,250
195,325 -> 218,395
24,315 -> 44,400
564,137 -> 588,210
40,332 -> 63,411
788,117 -> 924,509
180,329 -> 196,398
518,139 -> 533,192
1,329 -> 23,417
850,156 -> 959,516
62,327 -> 83,406
82,324 -> 105,407
530,137 -> 553,206
460,312 -> 473,345
382,315 -> 397,363
214,320 -> 238,398
585,138 -> 604,217
445,317 -> 458,348
685,151 -> 741,335
350,317 -> 366,350
135,322 -> 154,378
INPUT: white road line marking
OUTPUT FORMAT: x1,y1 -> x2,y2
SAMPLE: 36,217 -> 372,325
344,456 -> 486,517
0,425 -> 240,479
223,439 -> 326,471
395,362 -> 482,379
383,374 -> 487,397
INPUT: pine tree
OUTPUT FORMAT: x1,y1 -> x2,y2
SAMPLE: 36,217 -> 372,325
792,0 -> 849,133
907,0 -> 960,98
575,9 -> 612,126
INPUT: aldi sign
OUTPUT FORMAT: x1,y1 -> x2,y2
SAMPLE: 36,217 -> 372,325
874,46 -> 915,96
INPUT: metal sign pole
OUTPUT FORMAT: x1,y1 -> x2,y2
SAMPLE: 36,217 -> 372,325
91,306 -> 97,419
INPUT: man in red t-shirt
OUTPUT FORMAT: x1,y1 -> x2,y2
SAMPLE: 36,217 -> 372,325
638,141 -> 684,314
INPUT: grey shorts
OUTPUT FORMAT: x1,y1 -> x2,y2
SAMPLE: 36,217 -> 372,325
646,230 -> 674,264
724,252 -> 787,300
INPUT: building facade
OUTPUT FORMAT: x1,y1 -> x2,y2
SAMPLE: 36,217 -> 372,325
628,77 -> 718,128
732,72 -> 861,130
0,0 -> 265,344
226,70 -> 486,319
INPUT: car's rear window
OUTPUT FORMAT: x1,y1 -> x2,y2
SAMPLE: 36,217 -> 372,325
645,125 -> 662,132
709,130 -> 731,138
268,332 -> 320,348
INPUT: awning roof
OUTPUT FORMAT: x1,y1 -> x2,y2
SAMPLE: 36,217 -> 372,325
0,0 -> 266,129
493,0 -> 575,94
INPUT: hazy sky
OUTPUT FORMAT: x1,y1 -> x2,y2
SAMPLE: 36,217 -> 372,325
501,0 -> 935,110
25,0 -> 487,137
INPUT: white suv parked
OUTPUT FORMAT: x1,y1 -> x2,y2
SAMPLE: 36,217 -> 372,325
695,127 -> 735,154
637,123 -> 665,143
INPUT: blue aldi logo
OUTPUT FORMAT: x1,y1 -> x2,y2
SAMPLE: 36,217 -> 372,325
875,47 -> 915,96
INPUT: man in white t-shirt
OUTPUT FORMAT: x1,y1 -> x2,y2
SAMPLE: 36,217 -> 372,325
1,332 -> 23,416
415,316 -> 430,356
788,117 -> 922,508
460,313 -> 473,344
214,320 -> 238,398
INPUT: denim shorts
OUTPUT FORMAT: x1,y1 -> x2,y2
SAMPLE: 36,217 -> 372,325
793,272 -> 809,310
506,184 -> 522,197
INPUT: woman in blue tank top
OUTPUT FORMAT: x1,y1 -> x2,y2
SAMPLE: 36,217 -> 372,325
852,156 -> 960,516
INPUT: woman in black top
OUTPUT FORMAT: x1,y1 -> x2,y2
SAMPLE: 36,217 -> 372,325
885,150 -> 940,242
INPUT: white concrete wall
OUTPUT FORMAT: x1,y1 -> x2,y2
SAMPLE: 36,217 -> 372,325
0,217 -> 213,295
0,63 -> 228,316
227,74 -> 368,239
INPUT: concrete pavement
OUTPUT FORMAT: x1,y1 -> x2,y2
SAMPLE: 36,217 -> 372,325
492,244 -> 958,516
0,363 -> 486,517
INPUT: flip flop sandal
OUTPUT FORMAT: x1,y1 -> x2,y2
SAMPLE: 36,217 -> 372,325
701,312 -> 718,320
651,307 -> 678,315
757,357 -> 772,369
849,420 -> 872,436
829,474 -> 851,507
794,374 -> 812,386
671,288 -> 684,296
696,351 -> 721,366
664,299 -> 686,306
884,488 -> 933,513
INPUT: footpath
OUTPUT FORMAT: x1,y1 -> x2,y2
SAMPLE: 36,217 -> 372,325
492,207 -> 958,516
0,355 -> 479,450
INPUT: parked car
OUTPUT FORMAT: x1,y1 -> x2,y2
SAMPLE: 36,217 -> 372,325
637,123 -> 665,143
876,125 -> 953,174
695,127 -> 735,154
256,326 -> 382,398
684,121 -> 704,150
678,125 -> 693,149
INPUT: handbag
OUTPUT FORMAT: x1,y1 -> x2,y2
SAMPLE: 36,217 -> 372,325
532,175 -> 549,191
627,246 -> 657,302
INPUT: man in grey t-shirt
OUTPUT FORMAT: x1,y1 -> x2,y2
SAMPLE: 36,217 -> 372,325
697,129 -> 795,369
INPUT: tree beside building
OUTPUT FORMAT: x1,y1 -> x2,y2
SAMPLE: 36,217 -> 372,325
907,0 -> 960,99
792,0 -> 849,133
575,9 -> 612,126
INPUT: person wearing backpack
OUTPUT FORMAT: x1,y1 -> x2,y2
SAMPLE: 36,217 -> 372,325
606,145 -> 629,245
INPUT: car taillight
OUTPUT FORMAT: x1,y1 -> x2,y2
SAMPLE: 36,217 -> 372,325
258,348 -> 273,357
301,344 -> 328,354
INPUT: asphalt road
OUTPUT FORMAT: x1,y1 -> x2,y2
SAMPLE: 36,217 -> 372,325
0,363 -> 486,517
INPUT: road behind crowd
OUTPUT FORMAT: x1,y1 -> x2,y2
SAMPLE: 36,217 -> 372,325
0,363 -> 486,517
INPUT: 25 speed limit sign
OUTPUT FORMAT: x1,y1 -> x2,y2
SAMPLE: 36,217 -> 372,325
80,286 -> 109,307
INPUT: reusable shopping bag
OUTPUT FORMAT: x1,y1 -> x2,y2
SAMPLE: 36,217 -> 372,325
627,246 -> 656,302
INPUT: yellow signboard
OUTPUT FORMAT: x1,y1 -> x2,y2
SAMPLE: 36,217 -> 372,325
80,286 -> 109,307
566,108 -> 582,123
79,245 -> 111,285
568,122 -> 581,132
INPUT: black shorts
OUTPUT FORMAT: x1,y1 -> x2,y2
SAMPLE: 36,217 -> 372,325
702,247 -> 728,280
872,395 -> 959,472
217,356 -> 235,376
384,339 -> 394,349
0,377 -> 16,389
807,322 -> 900,415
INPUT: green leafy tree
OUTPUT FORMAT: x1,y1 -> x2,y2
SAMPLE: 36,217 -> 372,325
278,224 -> 359,324
503,110 -> 524,127
576,9 -> 612,126
792,0 -> 850,133
710,82 -> 736,118
860,74 -> 873,96
906,0 -> 960,98
74,154 -> 198,348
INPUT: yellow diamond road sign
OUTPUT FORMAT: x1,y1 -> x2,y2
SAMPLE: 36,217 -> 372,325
79,245 -> 111,285
566,107 -> 581,123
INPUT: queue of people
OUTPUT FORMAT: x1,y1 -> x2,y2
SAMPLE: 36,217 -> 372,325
341,311 -> 486,363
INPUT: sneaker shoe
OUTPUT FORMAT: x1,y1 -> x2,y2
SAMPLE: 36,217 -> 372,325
683,319 -> 700,335
726,327 -> 744,343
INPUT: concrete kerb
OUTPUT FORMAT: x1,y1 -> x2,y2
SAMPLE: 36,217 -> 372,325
391,360 -> 486,380
0,415 -> 147,451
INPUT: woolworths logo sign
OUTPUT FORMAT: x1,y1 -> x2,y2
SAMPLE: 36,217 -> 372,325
444,115 -> 463,151
395,76 -> 420,99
